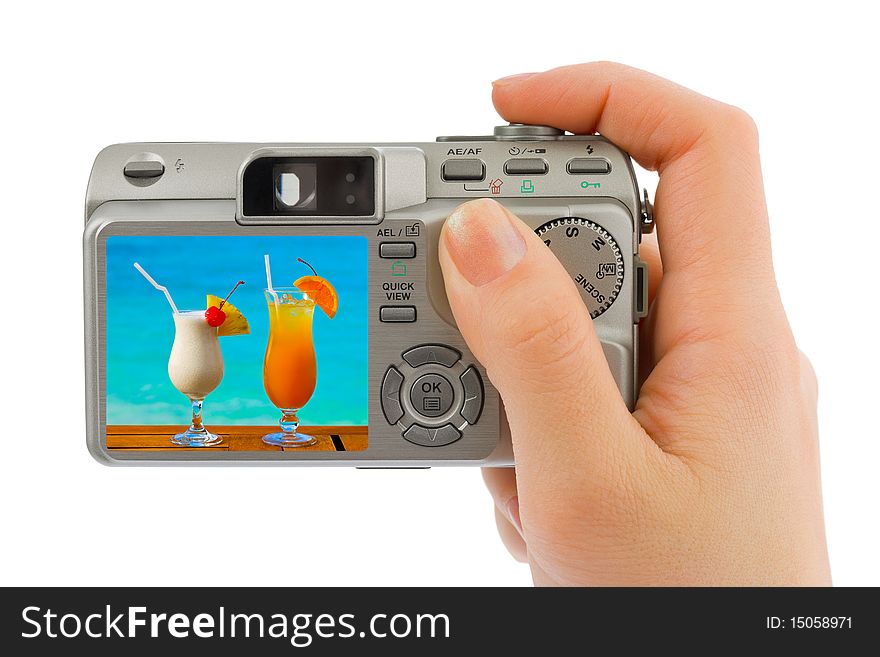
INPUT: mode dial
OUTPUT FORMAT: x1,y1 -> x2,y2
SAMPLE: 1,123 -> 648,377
535,217 -> 624,319
436,124 -> 564,142
492,124 -> 564,140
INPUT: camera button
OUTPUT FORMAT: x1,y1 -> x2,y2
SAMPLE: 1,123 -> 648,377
403,423 -> 462,447
123,159 -> 165,179
460,366 -> 485,425
380,366 -> 405,425
379,242 -> 416,259
566,158 -> 611,174
409,373 -> 455,419
379,306 -> 416,323
441,159 -> 485,181
504,158 -> 548,175
402,344 -> 461,368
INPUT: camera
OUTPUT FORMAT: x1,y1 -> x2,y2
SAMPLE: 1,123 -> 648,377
83,124 -> 652,466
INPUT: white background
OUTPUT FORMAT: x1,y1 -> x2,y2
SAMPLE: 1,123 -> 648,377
0,0 -> 877,586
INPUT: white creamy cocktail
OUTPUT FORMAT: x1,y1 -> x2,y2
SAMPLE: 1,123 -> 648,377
168,310 -> 223,399
168,311 -> 225,446
168,311 -> 224,398
133,262 -> 250,447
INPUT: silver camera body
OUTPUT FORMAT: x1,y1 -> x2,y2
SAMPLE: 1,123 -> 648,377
84,124 -> 652,467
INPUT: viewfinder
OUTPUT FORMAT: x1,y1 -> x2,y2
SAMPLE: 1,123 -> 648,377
242,156 -> 375,217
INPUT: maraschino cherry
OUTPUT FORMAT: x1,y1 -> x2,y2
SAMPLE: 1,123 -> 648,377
206,280 -> 245,327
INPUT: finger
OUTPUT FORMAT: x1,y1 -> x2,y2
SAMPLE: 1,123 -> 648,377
482,467 -> 521,530
637,233 -> 663,382
799,350 -> 818,404
482,469 -> 528,562
639,231 -> 663,309
494,507 -> 528,563
492,63 -> 780,352
441,199 -> 658,505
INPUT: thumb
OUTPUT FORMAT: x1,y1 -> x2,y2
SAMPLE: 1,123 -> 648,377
438,199 -> 651,497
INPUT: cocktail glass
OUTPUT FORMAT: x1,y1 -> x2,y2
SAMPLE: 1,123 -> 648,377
167,310 -> 224,446
262,288 -> 318,447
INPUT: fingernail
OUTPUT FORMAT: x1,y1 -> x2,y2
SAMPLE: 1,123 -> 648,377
444,199 -> 526,286
492,72 -> 538,87
506,496 -> 523,535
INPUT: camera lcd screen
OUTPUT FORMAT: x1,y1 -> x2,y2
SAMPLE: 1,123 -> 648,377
104,235 -> 369,453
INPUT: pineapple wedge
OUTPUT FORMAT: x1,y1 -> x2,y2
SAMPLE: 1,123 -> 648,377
206,294 -> 250,336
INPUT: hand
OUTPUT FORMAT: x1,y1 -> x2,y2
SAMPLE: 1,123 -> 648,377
437,62 -> 831,586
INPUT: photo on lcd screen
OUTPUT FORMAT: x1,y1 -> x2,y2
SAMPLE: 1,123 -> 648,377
104,235 -> 369,452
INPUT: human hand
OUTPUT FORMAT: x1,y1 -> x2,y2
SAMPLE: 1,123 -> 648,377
437,62 -> 830,586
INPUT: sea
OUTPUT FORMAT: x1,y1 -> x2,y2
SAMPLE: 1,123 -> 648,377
105,235 -> 369,426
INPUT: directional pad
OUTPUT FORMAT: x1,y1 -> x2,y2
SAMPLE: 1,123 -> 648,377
382,344 -> 486,448
380,366 -> 405,424
459,366 -> 484,424
403,423 -> 462,447
402,344 -> 461,368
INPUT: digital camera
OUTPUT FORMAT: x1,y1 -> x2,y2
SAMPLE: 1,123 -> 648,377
83,124 -> 652,466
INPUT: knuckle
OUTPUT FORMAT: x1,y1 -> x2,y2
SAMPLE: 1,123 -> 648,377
492,292 -> 589,369
719,103 -> 759,142
798,349 -> 819,400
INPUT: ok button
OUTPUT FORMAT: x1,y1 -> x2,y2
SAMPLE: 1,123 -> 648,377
410,373 -> 455,418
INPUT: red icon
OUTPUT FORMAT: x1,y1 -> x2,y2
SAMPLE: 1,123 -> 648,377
489,178 -> 503,195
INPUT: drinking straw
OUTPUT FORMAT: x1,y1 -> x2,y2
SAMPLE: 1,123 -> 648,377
133,262 -> 179,314
264,254 -> 280,305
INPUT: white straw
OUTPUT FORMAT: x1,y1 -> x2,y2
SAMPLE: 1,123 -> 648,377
264,254 -> 274,291
264,254 -> 279,305
133,262 -> 179,314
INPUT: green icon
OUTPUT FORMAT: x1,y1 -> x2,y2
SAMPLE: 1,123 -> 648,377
580,180 -> 601,189
391,261 -> 407,277
520,179 -> 535,194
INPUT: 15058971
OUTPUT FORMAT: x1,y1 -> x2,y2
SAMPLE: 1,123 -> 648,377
766,616 -> 853,630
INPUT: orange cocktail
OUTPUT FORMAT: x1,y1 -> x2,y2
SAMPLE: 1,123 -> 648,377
262,288 -> 318,446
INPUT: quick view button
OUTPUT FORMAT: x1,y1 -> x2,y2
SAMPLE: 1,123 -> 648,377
380,306 -> 416,323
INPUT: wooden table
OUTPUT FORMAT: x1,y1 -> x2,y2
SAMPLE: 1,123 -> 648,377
106,426 -> 367,452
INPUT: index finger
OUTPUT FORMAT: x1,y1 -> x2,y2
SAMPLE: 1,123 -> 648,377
492,63 -> 777,329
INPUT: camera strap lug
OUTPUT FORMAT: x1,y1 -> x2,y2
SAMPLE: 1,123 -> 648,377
640,187 -> 655,237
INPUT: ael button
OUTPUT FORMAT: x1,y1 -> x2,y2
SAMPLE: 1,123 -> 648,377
379,242 -> 416,259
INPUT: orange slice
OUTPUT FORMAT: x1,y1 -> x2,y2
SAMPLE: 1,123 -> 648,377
294,275 -> 338,319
